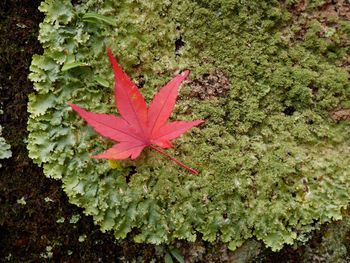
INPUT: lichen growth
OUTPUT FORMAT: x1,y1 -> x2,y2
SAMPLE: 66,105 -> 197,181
28,0 -> 350,251
0,108 -> 11,167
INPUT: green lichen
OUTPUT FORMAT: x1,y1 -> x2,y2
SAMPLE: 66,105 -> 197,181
28,0 -> 350,251
0,109 -> 11,167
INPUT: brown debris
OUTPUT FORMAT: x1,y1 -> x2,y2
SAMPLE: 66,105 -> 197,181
289,0 -> 350,41
289,0 -> 350,19
189,71 -> 230,100
331,109 -> 350,121
289,0 -> 306,14
317,0 -> 350,20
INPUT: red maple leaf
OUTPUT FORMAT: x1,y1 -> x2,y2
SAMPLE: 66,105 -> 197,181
69,49 -> 203,174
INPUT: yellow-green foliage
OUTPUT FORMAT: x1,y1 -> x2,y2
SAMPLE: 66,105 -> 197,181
28,0 -> 350,251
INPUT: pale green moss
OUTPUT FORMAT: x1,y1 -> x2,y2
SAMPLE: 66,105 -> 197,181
28,0 -> 350,251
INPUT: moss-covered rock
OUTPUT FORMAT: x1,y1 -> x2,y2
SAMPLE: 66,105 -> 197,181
28,0 -> 350,251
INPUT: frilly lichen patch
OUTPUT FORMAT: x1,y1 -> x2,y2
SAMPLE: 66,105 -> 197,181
28,0 -> 350,251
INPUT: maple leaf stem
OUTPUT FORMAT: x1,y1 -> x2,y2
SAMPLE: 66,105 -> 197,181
149,145 -> 199,175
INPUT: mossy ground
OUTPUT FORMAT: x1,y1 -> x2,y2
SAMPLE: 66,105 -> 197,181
1,0 -> 350,262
